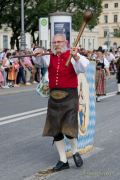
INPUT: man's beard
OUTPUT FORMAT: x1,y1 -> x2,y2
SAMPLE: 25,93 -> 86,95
52,46 -> 68,55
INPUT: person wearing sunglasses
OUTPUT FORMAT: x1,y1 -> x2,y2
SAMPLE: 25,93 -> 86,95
33,33 -> 89,171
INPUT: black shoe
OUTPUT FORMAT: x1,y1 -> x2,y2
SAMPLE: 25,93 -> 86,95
73,152 -> 83,167
53,161 -> 70,171
96,97 -> 101,102
117,92 -> 120,95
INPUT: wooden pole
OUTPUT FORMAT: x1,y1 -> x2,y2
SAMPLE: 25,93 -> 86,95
65,10 -> 93,67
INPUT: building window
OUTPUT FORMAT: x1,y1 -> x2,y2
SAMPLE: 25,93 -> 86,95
104,15 -> 108,23
83,39 -> 85,48
3,35 -> 8,49
114,29 -> 118,33
93,39 -> 94,49
104,31 -> 108,37
113,42 -> 117,48
114,29 -> 119,37
114,3 -> 118,8
114,15 -> 118,23
104,4 -> 108,8
88,39 -> 91,49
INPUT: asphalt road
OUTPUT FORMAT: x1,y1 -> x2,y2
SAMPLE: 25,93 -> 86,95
0,76 -> 120,180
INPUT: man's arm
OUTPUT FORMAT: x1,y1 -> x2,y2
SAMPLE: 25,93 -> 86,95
71,53 -> 89,74
33,48 -> 50,67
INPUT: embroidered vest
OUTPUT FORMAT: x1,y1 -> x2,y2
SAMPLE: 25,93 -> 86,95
48,50 -> 78,89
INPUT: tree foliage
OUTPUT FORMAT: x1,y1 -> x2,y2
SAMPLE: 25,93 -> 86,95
72,0 -> 103,30
114,28 -> 120,38
0,0 -> 102,49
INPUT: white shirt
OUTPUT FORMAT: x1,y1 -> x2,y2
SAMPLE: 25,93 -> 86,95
0,52 -> 5,61
103,56 -> 110,68
106,52 -> 115,63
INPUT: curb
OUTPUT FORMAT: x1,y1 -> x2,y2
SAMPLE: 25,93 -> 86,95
0,85 -> 36,95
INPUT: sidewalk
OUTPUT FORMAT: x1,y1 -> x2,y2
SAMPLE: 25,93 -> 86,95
0,84 -> 37,95
0,74 -> 116,96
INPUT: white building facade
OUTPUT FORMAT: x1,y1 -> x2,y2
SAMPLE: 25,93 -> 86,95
97,0 -> 120,49
0,25 -> 12,50
72,27 -> 99,50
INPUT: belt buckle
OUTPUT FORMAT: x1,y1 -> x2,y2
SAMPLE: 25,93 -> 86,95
50,90 -> 68,100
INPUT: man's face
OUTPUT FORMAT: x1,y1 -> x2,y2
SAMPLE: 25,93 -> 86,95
52,35 -> 67,54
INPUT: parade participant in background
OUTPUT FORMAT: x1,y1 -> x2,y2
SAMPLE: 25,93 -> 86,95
104,50 -> 116,74
0,48 -> 9,61
0,65 -> 4,88
33,34 -> 89,171
116,56 -> 120,94
32,47 -> 49,82
16,51 -> 26,85
1,52 -> 12,88
0,56 -> 5,88
23,50 -> 36,85
7,52 -> 20,87
95,50 -> 110,102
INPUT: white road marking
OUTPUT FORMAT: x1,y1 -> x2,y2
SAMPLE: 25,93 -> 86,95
99,91 -> 117,100
0,91 -> 117,126
0,111 -> 47,126
0,107 -> 47,121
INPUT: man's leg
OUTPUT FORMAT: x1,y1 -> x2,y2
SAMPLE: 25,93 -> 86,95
53,133 -> 69,171
25,68 -> 31,84
66,135 -> 83,168
67,137 -> 78,155
117,75 -> 120,95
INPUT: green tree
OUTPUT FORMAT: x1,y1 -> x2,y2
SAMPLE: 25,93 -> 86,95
0,0 -> 102,50
0,0 -> 57,49
72,0 -> 103,31
0,0 -> 21,49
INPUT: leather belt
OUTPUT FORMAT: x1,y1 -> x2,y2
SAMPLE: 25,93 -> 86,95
50,90 -> 69,100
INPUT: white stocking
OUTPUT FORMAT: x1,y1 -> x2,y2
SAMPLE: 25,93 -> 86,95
68,138 -> 78,155
118,83 -> 120,92
55,140 -> 67,163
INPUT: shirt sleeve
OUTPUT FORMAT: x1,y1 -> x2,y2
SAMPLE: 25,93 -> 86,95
33,55 -> 50,67
71,53 -> 89,74
104,57 -> 110,68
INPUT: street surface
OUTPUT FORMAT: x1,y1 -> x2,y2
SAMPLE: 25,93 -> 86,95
0,75 -> 120,180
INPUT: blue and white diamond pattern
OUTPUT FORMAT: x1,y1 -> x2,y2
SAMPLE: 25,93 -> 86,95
65,62 -> 96,153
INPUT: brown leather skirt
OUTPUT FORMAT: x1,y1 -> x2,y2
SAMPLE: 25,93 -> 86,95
42,88 -> 78,138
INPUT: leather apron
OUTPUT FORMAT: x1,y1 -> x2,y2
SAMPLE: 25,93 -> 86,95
42,88 -> 78,138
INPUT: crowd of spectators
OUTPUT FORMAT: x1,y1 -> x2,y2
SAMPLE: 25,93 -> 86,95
0,45 -> 120,91
78,46 -> 120,100
79,46 -> 120,74
0,45 -> 48,89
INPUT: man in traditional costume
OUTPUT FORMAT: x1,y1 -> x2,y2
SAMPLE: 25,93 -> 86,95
95,50 -> 110,102
34,34 -> 89,171
116,57 -> 120,94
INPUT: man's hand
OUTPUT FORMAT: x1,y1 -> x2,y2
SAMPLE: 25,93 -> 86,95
33,48 -> 44,57
70,47 -> 80,61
